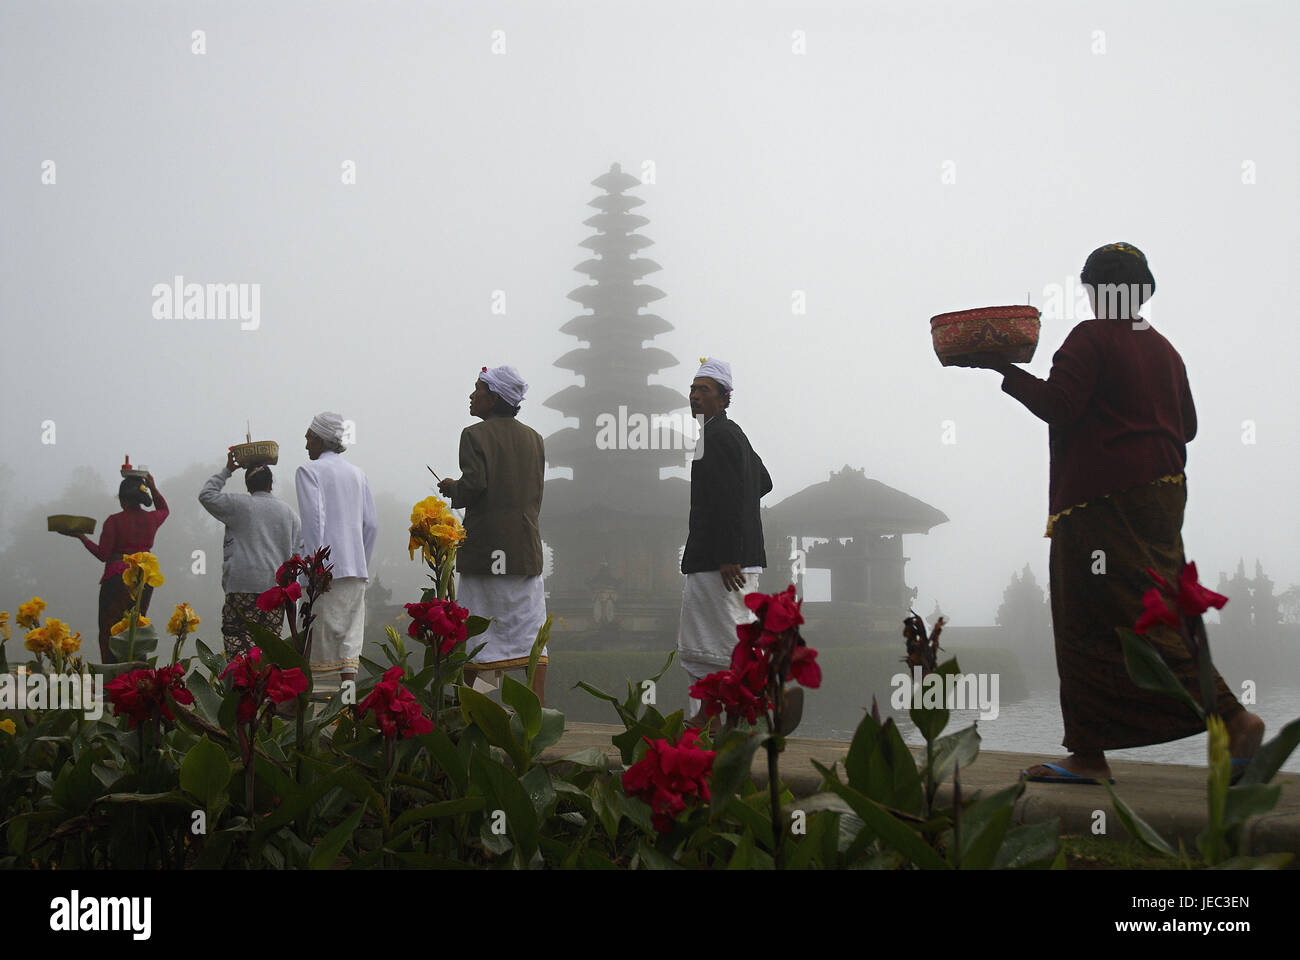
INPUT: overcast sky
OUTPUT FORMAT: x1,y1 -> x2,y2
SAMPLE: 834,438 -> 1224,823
2,0 -> 1297,625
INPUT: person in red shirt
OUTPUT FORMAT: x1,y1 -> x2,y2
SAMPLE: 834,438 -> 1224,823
67,473 -> 169,662
957,243 -> 1264,783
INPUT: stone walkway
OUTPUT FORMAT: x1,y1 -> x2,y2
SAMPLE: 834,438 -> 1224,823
543,722 -> 1300,857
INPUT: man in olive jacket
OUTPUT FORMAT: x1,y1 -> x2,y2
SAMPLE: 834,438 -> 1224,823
438,365 -> 548,702
678,358 -> 772,719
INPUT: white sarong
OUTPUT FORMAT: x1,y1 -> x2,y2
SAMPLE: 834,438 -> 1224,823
456,573 -> 548,663
311,576 -> 366,691
677,568 -> 762,703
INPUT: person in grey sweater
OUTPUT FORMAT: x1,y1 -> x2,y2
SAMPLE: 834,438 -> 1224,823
199,450 -> 304,659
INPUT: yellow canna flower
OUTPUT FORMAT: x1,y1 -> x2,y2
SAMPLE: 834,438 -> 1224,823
16,597 -> 46,630
408,497 -> 465,560
110,613 -> 150,636
24,627 -> 51,655
0,611 -> 9,642
167,603 -> 201,635
61,630 -> 82,655
0,719 -> 15,736
122,552 -> 164,590
42,618 -> 71,647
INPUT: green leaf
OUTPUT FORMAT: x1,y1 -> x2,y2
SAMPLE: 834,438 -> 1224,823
180,735 -> 233,817
844,713 -> 923,814
186,670 -> 224,724
469,749 -> 539,859
194,639 -> 226,679
814,764 -> 948,869
727,828 -> 756,868
1221,782 -> 1281,830
519,764 -> 556,819
1103,781 -> 1179,858
1237,717 -> 1300,786
526,614 -> 551,690
390,796 -> 485,832
787,807 -> 841,869
110,624 -> 158,662
501,674 -> 542,743
554,747 -> 609,771
1116,627 -> 1205,720
991,818 -> 1060,869
465,615 -> 491,640
927,724 -> 981,788
308,802 -> 367,869
530,708 -> 565,758
956,805 -> 1014,869
589,777 -> 622,842
418,728 -> 468,794
635,840 -> 682,870
52,750 -> 101,814
253,766 -> 353,844
709,730 -> 763,820
458,684 -> 529,770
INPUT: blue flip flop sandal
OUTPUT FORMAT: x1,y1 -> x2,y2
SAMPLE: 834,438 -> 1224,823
1022,762 -> 1115,784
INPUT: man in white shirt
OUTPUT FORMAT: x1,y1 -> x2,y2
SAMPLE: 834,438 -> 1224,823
296,411 -> 377,694
199,450 -> 303,659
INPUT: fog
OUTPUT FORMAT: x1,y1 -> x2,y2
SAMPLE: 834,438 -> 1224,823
2,2 -> 1297,674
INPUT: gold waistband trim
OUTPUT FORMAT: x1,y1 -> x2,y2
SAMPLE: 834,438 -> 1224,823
1044,473 -> 1185,537
465,655 -> 548,672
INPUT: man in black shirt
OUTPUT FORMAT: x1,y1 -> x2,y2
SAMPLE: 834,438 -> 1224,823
677,358 -> 772,721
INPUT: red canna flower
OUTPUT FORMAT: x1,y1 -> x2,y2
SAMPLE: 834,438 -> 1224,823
1135,588 -> 1180,634
1176,561 -> 1228,616
220,647 -> 308,724
621,728 -> 715,833
357,665 -> 433,739
256,582 -> 302,612
106,664 -> 194,729
1136,561 -> 1230,634
404,599 -> 469,655
689,669 -> 767,724
789,645 -> 821,688
744,585 -> 804,634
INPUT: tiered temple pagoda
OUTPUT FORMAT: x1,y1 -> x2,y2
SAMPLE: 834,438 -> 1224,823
540,164 -> 690,645
540,166 -> 949,647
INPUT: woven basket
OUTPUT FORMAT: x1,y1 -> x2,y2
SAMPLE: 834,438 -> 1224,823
931,305 -> 1040,366
231,440 -> 279,466
48,514 -> 96,535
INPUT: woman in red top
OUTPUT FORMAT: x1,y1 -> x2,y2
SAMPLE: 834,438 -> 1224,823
959,243 -> 1263,783
69,473 -> 169,662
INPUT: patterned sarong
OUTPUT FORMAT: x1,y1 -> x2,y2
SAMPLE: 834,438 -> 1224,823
221,592 -> 286,661
1049,478 -> 1242,752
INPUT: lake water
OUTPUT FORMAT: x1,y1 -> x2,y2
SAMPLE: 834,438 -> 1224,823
812,685 -> 1300,773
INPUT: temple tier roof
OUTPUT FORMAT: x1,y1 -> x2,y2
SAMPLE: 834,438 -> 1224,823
559,312 -> 672,341
567,284 -> 666,310
763,465 -> 949,536
542,383 -> 687,419
553,345 -> 678,376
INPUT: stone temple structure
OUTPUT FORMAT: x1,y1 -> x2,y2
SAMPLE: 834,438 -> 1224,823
760,466 -> 949,638
540,165 -> 948,648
